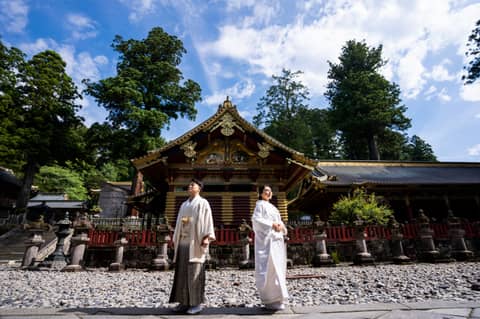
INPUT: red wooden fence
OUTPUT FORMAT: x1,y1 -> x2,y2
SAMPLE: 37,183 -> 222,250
87,223 -> 479,248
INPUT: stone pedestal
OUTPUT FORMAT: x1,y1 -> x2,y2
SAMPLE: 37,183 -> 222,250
109,236 -> 128,271
204,247 -> 217,270
39,213 -> 72,270
21,229 -> 45,269
312,232 -> 334,266
238,237 -> 253,269
151,231 -> 171,271
391,229 -> 411,264
353,227 -> 374,265
448,226 -> 473,261
62,230 -> 90,272
418,223 -> 440,262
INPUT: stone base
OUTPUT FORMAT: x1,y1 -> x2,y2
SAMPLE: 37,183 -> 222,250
353,253 -> 375,265
109,262 -> 125,272
238,260 -> 254,269
451,250 -> 474,261
204,260 -> 217,270
392,255 -> 412,265
312,255 -> 335,267
62,264 -> 83,272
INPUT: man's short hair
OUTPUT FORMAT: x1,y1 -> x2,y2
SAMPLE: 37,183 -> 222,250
191,178 -> 204,190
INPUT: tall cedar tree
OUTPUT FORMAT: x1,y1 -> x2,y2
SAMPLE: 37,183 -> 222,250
254,69 -> 336,158
83,27 -> 201,163
463,19 -> 480,84
325,40 -> 411,160
0,43 -> 83,211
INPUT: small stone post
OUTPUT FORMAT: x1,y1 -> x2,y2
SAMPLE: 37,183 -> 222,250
285,224 -> 293,268
353,219 -> 374,265
238,219 -> 253,269
63,213 -> 92,272
151,221 -> 172,271
39,212 -> 72,270
21,216 -> 51,269
312,216 -> 333,266
417,210 -> 440,262
447,211 -> 473,261
388,217 -> 410,264
109,228 -> 128,271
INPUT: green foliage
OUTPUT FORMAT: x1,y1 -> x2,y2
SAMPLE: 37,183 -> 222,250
254,69 -> 337,158
326,40 -> 411,160
329,188 -> 393,226
0,41 -> 84,209
35,165 -> 88,200
83,27 -> 201,161
463,19 -> 480,84
330,251 -> 341,264
404,135 -> 437,161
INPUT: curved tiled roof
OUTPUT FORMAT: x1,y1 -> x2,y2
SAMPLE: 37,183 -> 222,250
311,161 -> 480,186
131,98 -> 309,168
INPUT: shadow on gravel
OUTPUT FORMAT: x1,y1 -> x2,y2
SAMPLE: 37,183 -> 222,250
60,306 -> 287,316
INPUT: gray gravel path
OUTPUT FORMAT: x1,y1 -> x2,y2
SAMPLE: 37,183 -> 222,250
0,262 -> 479,309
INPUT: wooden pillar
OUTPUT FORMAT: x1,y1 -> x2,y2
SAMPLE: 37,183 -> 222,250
405,195 -> 413,222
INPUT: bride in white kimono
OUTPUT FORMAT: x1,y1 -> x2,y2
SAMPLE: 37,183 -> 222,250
252,185 -> 289,310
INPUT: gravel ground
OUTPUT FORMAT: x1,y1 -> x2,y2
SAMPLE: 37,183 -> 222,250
0,262 -> 479,309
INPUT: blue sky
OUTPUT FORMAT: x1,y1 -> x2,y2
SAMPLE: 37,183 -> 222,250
1,0 -> 480,162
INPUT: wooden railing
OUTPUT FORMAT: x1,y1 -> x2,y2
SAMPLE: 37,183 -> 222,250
87,223 -> 479,248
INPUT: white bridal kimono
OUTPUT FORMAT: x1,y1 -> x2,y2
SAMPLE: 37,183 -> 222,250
252,199 -> 289,305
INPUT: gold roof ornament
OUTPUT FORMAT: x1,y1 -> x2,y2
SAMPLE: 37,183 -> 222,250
257,142 -> 273,159
180,140 -> 197,158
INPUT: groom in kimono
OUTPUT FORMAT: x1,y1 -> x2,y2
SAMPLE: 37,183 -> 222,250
169,178 -> 216,315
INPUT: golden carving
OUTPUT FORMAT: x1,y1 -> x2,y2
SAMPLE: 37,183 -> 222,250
180,140 -> 197,158
257,142 -> 273,158
210,113 -> 244,136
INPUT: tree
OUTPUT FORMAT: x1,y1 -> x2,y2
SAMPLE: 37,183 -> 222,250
463,19 -> 480,84
83,27 -> 202,161
404,135 -> 437,161
254,69 -> 336,158
0,40 -> 26,173
35,165 -> 87,200
329,188 -> 393,226
0,43 -> 83,211
325,40 -> 411,160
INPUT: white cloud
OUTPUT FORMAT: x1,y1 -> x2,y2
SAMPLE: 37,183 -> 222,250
66,13 -> 98,40
437,88 -> 451,102
119,0 -> 156,22
18,38 -> 107,88
428,59 -> 455,82
460,82 -> 480,102
204,79 -> 256,106
467,144 -> 480,156
475,113 -> 480,119
0,0 -> 28,33
198,0 -> 480,100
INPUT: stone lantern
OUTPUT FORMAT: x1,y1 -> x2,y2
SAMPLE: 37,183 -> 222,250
388,217 -> 410,264
352,218 -> 374,265
39,212 -> 72,270
109,225 -> 129,271
62,212 -> 92,272
21,215 -> 52,269
447,210 -> 473,261
417,209 -> 440,262
151,218 -> 173,271
312,216 -> 333,267
238,219 -> 253,269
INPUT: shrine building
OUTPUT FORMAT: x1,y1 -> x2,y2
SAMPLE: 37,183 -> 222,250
129,98 -> 315,227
